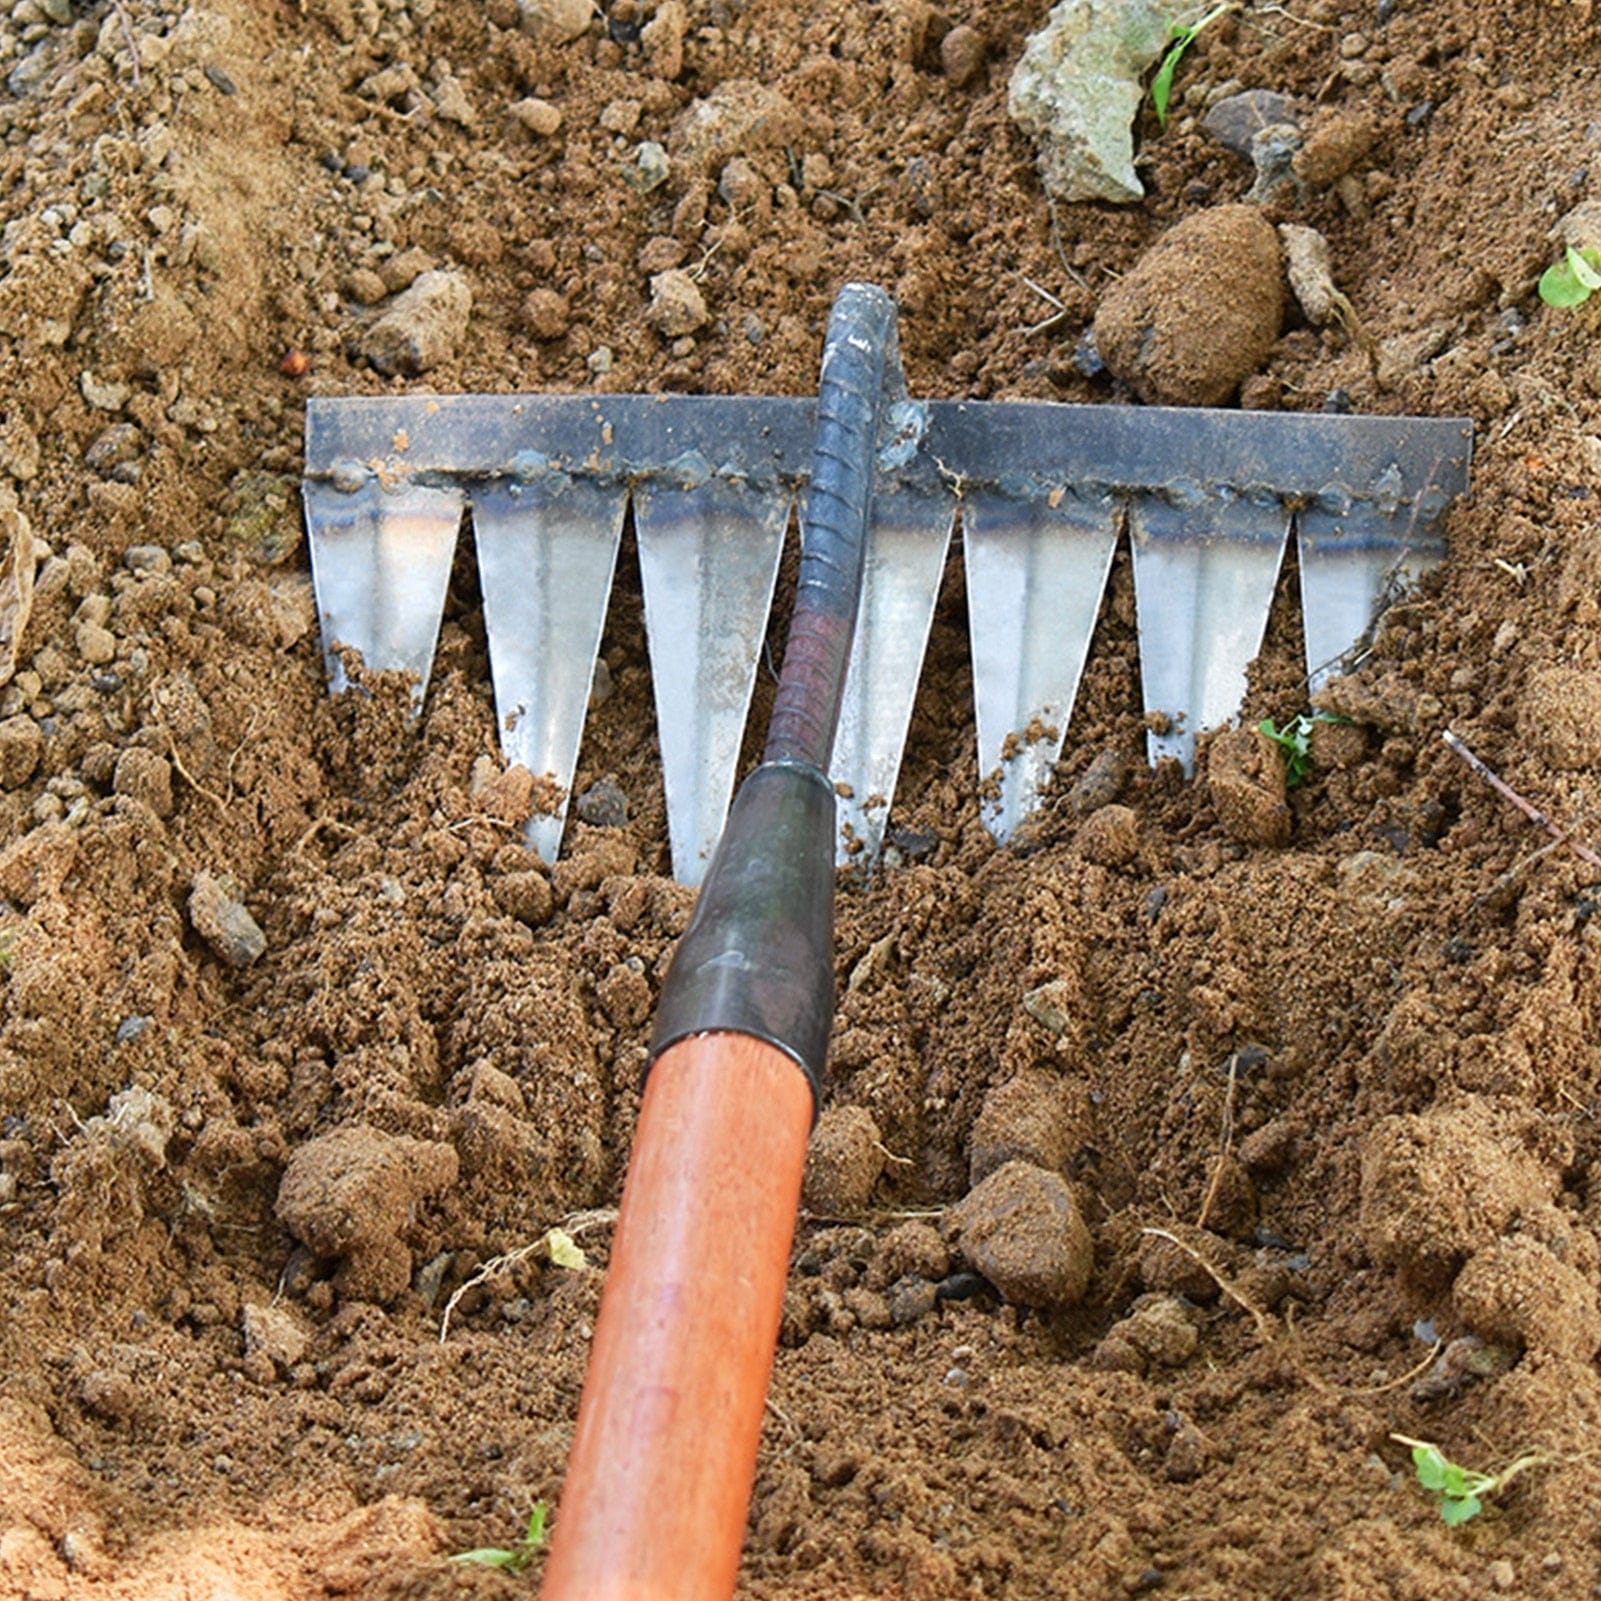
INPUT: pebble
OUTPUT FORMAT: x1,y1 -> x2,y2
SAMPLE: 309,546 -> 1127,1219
1202,89 -> 1299,158
0,715 -> 41,789
646,268 -> 707,337
510,97 -> 564,136
630,141 -> 671,193
944,1161 -> 1094,1309
517,0 -> 593,45
940,24 -> 986,87
359,269 -> 472,377
187,872 -> 267,968
575,779 -> 629,828
123,545 -> 172,575
79,371 -> 129,413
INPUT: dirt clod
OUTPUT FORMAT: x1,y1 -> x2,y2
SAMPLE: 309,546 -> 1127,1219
943,1159 -> 1093,1309
1094,205 -> 1285,407
1207,725 -> 1291,846
275,1126 -> 459,1305
1360,1101 -> 1566,1289
1452,1236 -> 1601,1360
358,270 -> 473,377
804,1105 -> 886,1216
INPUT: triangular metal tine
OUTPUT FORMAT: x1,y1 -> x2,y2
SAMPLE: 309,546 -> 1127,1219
963,489 -> 1119,844
303,478 -> 464,705
1129,493 -> 1290,773
471,475 -> 628,865
634,479 -> 788,886
1297,503 -> 1445,692
832,484 -> 956,867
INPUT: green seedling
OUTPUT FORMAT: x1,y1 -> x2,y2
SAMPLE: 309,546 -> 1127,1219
1150,3 -> 1233,128
1393,1436 -> 1546,1527
1539,245 -> 1601,309
1256,714 -> 1324,788
450,1504 -> 549,1574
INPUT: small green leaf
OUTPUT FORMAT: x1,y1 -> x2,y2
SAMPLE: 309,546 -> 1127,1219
449,1503 -> 549,1574
451,1546 -> 526,1570
1410,1444 -> 1450,1492
1150,50 -> 1181,128
1540,256 -> 1593,308
546,1228 -> 587,1270
1569,245 -> 1601,290
1149,4 -> 1232,129
1439,1492 -> 1483,1527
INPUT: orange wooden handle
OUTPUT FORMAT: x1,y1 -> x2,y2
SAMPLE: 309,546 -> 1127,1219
540,1033 -> 813,1601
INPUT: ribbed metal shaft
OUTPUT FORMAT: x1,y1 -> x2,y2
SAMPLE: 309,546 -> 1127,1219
762,283 -> 897,772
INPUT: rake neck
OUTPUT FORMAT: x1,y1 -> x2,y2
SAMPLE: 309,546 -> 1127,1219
763,284 -> 899,771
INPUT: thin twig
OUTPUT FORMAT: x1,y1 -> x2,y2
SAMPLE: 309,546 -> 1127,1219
1139,1227 -> 1276,1342
1338,1339 -> 1444,1399
110,0 -> 141,87
1195,1053 -> 1241,1231
1442,729 -> 1601,871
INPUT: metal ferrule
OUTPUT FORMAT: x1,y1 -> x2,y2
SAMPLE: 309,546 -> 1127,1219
646,760 -> 836,1112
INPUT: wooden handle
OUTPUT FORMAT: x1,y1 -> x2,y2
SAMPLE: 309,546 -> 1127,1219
540,1033 -> 813,1601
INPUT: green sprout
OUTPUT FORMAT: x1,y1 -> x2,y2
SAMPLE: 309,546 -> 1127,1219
450,1504 -> 549,1574
1150,3 -> 1233,128
1393,1436 -> 1546,1528
1539,244 -> 1601,309
1256,714 -> 1321,788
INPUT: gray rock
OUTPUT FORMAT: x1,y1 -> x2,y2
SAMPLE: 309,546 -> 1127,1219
1008,0 -> 1171,204
943,1159 -> 1094,1308
575,779 -> 629,828
359,270 -> 472,377
1202,89 -> 1299,157
7,41 -> 57,99
188,872 -> 267,968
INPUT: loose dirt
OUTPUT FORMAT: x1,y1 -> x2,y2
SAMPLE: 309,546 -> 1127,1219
3,1 -> 1601,1597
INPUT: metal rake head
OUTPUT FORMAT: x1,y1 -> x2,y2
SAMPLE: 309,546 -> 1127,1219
302,381 -> 1471,883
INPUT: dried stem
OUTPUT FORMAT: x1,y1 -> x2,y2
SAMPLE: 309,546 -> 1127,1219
1195,1053 -> 1241,1232
1442,729 -> 1601,871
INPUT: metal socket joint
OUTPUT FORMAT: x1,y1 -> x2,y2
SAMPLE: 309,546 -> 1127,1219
646,759 -> 837,1111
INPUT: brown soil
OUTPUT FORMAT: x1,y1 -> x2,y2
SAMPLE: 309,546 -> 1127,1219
3,1 -> 1601,1597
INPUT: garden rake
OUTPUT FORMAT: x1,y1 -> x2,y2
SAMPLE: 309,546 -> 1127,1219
302,308 -> 1471,884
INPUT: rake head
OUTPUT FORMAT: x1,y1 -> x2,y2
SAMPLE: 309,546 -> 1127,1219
302,372 -> 1471,883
